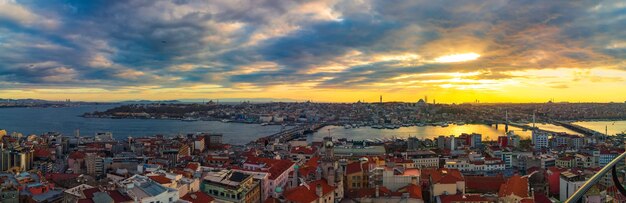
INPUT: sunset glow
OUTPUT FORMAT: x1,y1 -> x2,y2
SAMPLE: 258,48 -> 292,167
0,0 -> 625,103
434,53 -> 481,63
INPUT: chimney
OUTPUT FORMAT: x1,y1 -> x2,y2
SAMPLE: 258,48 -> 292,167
316,184 -> 323,198
375,185 -> 380,197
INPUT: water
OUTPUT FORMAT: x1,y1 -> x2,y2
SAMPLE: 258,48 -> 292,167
573,121 -> 626,135
310,124 -> 532,142
0,105 -> 616,144
309,123 -> 585,142
0,105 -> 285,144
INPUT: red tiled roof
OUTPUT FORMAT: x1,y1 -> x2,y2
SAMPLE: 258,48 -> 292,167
430,168 -> 464,184
346,187 -> 394,199
398,184 -> 423,199
291,146 -> 317,154
148,175 -> 172,184
298,156 -> 320,177
346,162 -> 370,175
499,175 -> 530,198
34,148 -> 51,158
284,179 -> 335,203
83,188 -> 101,199
181,191 -> 214,203
186,162 -> 199,171
69,151 -> 86,159
439,194 -> 489,203
106,190 -> 132,203
244,157 -> 294,180
465,175 -> 505,193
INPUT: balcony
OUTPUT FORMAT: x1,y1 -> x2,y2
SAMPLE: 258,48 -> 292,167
565,152 -> 626,203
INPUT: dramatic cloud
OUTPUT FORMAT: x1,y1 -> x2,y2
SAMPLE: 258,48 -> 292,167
0,0 -> 625,102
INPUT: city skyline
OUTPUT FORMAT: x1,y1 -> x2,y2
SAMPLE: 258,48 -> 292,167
1,0 -> 626,103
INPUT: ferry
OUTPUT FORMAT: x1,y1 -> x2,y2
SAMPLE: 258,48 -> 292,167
371,125 -> 383,129
441,122 -> 449,127
344,124 -> 352,129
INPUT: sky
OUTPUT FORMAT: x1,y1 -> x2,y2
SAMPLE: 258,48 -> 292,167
0,0 -> 626,103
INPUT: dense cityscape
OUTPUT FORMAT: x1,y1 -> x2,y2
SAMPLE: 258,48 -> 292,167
0,100 -> 625,203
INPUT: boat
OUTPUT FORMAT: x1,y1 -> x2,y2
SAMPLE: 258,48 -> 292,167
344,124 -> 352,129
221,119 -> 231,123
456,122 -> 465,126
384,125 -> 394,129
371,125 -> 383,129
441,122 -> 449,127
261,123 -> 269,126
181,117 -> 198,122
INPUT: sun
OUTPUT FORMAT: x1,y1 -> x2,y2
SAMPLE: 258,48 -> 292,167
434,53 -> 480,63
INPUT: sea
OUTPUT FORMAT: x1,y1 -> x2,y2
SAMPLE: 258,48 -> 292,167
0,105 -> 623,144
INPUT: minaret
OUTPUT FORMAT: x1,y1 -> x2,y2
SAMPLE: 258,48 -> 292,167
379,95 -> 382,104
505,110 -> 509,133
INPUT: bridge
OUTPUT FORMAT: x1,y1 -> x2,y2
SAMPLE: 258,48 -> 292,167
552,121 -> 604,137
255,123 -> 326,144
484,119 -> 553,134
485,119 -> 606,137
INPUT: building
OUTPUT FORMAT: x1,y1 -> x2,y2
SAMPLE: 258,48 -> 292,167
201,170 -> 261,203
346,161 -> 371,190
556,156 -> 576,168
532,131 -> 549,149
406,150 -> 439,168
407,137 -> 421,151
425,168 -> 465,199
498,175 -> 533,202
181,191 -> 214,203
560,170 -> 586,201
382,168 -> 420,191
283,179 -> 336,203
0,146 -> 34,171
117,175 -> 180,203
444,158 -> 505,173
599,149 -> 624,167
193,136 -> 205,153
240,157 -> 294,201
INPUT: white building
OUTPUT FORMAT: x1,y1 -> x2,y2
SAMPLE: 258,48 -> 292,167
382,168 -> 420,191
532,131 -> 549,149
444,158 -> 505,172
118,175 -> 179,203
405,150 -> 439,168
559,170 -> 586,201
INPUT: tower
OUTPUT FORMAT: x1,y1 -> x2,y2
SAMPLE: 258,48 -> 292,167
321,137 -> 337,185
379,95 -> 382,104
505,110 -> 509,132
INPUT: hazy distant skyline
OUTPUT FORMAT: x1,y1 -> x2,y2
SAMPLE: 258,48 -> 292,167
1,0 -> 625,103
